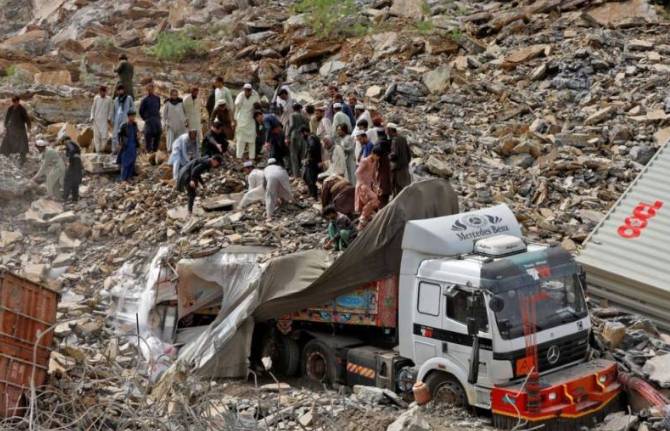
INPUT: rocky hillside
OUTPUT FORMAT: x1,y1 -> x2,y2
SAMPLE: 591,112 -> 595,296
2,0 -> 670,430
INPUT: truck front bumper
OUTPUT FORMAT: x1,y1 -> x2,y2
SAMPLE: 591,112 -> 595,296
491,359 -> 622,430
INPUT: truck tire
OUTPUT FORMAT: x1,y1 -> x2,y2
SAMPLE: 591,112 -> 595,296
302,339 -> 338,384
424,372 -> 467,407
261,334 -> 300,377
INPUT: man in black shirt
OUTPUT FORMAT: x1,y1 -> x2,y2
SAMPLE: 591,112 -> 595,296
177,155 -> 224,214
201,121 -> 228,157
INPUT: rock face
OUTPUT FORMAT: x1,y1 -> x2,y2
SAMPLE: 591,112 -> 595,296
0,30 -> 49,55
422,65 -> 450,94
0,0 -> 33,36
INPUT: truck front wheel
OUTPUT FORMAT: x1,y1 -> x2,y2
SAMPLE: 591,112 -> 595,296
302,339 -> 338,384
261,334 -> 300,376
424,372 -> 467,407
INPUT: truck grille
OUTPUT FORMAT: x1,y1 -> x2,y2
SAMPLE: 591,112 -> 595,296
537,333 -> 589,373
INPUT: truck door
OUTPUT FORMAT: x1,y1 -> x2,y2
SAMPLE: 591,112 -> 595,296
412,280 -> 443,365
443,287 -> 493,386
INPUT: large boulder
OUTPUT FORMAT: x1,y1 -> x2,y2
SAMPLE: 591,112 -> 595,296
34,70 -> 73,86
422,65 -> 451,94
390,0 -> 427,19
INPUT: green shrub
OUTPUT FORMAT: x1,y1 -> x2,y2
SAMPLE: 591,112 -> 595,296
5,64 -> 16,77
95,36 -> 115,49
293,0 -> 360,39
148,31 -> 205,62
414,19 -> 434,34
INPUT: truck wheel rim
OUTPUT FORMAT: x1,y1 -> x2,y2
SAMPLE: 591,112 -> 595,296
434,382 -> 465,407
306,352 -> 327,381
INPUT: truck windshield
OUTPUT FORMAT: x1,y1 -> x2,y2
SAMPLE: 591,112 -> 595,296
493,275 -> 587,340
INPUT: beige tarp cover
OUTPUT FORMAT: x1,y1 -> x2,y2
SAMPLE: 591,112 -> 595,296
172,179 -> 459,378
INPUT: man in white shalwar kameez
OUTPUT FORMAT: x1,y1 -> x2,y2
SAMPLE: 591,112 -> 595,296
239,160 -> 266,208
162,89 -> 187,152
234,83 -> 261,160
264,158 -> 292,221
183,87 -> 202,143
214,77 -> 235,121
90,85 -> 113,153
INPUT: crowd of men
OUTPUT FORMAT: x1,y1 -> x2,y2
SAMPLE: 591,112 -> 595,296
0,55 -> 413,250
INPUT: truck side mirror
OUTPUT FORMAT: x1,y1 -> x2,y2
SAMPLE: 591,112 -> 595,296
466,317 -> 478,336
489,296 -> 505,313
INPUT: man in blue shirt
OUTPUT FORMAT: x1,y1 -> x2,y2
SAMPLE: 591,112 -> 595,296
139,82 -> 162,153
117,110 -> 139,181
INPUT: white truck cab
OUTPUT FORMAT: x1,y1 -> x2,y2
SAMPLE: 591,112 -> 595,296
398,205 -> 620,428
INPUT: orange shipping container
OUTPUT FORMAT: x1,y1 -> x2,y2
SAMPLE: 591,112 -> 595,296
0,271 -> 59,418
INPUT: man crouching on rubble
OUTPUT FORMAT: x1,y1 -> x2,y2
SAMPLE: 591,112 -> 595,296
322,205 -> 355,251
176,154 -> 224,216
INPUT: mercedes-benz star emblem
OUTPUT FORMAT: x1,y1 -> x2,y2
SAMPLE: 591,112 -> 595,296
546,345 -> 560,365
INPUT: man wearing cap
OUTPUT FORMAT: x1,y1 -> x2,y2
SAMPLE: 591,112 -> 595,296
177,154 -> 224,215
214,77 -> 235,121
169,129 -> 200,181
315,105 -> 332,141
331,102 -> 351,139
31,139 -> 65,199
183,87 -> 202,143
202,121 -> 228,157
139,82 -> 162,153
239,160 -> 265,208
264,157 -> 292,221
388,123 -> 411,196
234,83 -> 261,160
117,110 -> 140,181
90,86 -> 113,153
287,103 -> 309,177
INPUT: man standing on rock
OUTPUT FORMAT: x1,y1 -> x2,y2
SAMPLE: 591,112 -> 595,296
264,157 -> 292,221
214,77 -> 235,121
287,103 -> 309,177
117,110 -> 140,182
112,85 -> 134,154
234,83 -> 260,160
62,137 -> 82,202
302,129 -> 322,200
355,129 -> 373,162
177,154 -> 224,215
331,102 -> 351,140
169,129 -> 200,181
139,82 -> 162,153
31,139 -> 64,199
114,54 -> 134,100
162,89 -> 187,152
0,96 -> 31,165
355,146 -> 381,229
276,86 -> 294,131
183,87 -> 202,143
314,105 -> 332,141
387,123 -> 411,197
263,112 -> 287,167
90,86 -> 113,153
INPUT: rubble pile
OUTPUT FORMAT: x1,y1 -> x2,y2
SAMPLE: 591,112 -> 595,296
1,0 -> 670,429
